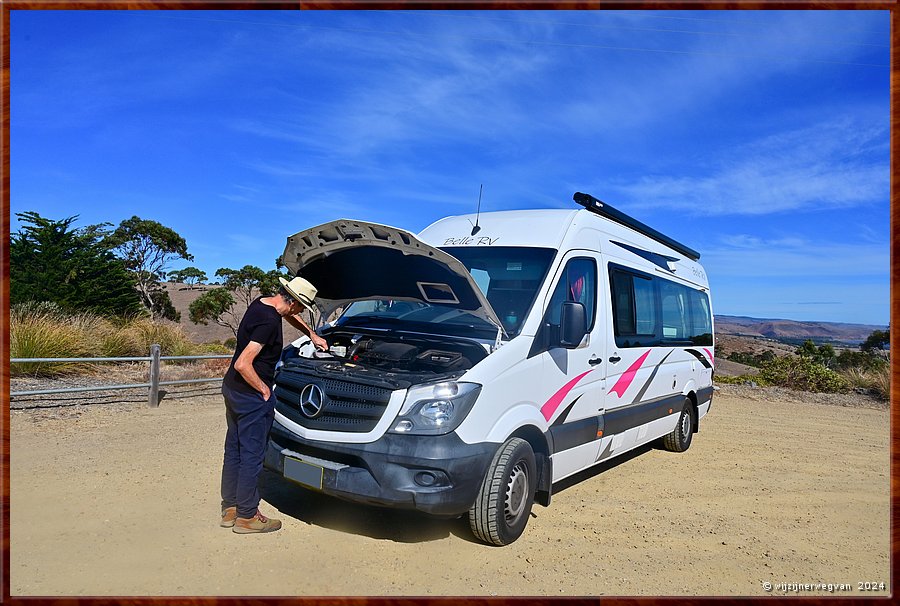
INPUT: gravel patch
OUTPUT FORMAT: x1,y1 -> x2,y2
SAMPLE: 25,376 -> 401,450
715,382 -> 887,410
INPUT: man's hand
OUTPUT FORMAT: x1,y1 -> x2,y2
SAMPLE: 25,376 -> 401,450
286,313 -> 328,351
310,333 -> 328,351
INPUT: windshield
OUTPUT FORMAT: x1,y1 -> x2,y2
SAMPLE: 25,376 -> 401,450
439,246 -> 556,337
333,246 -> 556,339
335,299 -> 498,339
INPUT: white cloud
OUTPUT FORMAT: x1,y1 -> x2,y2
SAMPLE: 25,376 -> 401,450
603,118 -> 888,216
704,235 -> 887,279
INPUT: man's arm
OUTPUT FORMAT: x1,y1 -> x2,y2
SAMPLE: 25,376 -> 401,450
285,314 -> 328,350
233,341 -> 271,400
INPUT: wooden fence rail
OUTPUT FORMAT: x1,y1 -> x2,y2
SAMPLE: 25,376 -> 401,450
10,345 -> 233,407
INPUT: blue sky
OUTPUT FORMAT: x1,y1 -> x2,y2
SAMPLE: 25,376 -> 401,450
10,10 -> 889,326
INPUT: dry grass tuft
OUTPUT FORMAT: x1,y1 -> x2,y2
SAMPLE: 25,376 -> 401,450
840,366 -> 890,400
10,303 -> 223,377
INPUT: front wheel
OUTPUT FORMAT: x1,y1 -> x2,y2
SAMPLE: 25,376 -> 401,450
468,437 -> 536,546
662,398 -> 694,452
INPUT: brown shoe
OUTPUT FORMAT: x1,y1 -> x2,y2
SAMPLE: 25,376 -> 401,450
220,506 -> 237,528
233,510 -> 282,534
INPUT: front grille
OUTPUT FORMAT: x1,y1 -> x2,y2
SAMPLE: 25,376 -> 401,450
274,370 -> 394,433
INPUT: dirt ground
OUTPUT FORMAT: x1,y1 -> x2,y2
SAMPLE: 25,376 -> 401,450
8,384 -> 890,597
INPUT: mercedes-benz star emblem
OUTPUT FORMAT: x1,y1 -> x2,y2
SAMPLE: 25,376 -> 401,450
299,384 -> 326,419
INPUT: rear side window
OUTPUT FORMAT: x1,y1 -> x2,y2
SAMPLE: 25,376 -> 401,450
609,264 -> 712,348
688,289 -> 713,346
660,279 -> 687,340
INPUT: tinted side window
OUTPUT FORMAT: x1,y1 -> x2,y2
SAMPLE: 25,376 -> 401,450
610,263 -> 710,348
660,279 -> 688,343
633,275 -> 656,336
610,268 -> 656,347
611,271 -> 635,335
688,289 -> 713,346
547,258 -> 597,330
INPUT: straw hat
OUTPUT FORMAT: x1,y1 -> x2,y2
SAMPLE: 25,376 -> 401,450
279,276 -> 317,307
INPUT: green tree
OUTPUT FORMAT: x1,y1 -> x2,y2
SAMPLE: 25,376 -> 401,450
10,212 -> 143,316
188,264 -> 291,335
151,287 -> 181,322
796,339 -> 818,359
170,266 -> 207,289
795,339 -> 836,368
860,328 -> 889,353
189,287 -> 239,335
105,216 -> 193,319
835,349 -> 887,372
214,265 -> 285,307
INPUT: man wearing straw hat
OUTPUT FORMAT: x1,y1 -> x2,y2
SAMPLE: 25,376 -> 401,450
219,276 -> 327,533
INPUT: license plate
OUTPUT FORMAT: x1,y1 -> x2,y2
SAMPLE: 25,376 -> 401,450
283,456 -> 323,490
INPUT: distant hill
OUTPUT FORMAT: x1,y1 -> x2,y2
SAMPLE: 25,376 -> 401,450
715,315 -> 886,346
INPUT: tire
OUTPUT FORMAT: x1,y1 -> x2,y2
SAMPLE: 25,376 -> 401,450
468,437 -> 536,546
662,398 -> 695,453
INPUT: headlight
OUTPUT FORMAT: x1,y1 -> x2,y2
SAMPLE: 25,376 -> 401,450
389,381 -> 481,435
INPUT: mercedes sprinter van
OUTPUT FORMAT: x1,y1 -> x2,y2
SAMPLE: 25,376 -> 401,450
264,192 -> 714,545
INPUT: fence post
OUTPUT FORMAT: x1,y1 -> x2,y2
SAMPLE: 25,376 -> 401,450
148,344 -> 161,407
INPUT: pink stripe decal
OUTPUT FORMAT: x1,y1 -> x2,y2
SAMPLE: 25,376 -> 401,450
608,350 -> 652,398
703,348 -> 715,367
540,370 -> 593,421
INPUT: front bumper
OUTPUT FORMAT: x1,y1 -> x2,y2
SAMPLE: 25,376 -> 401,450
265,421 -> 498,517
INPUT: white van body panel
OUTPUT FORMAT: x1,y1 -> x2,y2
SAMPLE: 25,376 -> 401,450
422,209 -> 578,251
551,441 -> 605,480
454,337 -> 545,443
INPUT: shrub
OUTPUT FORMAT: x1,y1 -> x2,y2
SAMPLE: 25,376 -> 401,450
10,302 -> 93,376
834,349 -> 888,372
10,304 -> 209,376
757,356 -> 850,393
196,341 -> 232,355
870,366 -> 890,400
713,374 -> 753,385
726,350 -> 776,368
840,366 -> 890,400
121,318 -> 197,357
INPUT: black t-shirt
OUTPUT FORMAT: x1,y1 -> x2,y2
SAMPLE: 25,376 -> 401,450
223,297 -> 283,394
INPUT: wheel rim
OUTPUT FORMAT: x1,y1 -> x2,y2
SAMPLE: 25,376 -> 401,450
504,462 -> 529,524
680,409 -> 691,440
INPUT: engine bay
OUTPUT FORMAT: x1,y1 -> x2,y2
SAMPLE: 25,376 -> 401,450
278,329 -> 490,388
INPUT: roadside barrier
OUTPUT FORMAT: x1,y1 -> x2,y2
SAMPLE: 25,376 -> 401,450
10,344 -> 233,407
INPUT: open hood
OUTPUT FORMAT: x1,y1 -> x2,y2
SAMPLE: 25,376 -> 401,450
281,219 -> 506,336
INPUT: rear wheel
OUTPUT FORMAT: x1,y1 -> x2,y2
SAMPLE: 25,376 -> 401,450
662,398 -> 694,452
468,437 -> 536,546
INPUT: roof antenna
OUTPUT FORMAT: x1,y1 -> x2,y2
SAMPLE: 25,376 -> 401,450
469,184 -> 483,236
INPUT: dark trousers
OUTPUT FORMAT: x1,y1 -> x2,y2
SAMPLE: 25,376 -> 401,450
221,382 -> 275,519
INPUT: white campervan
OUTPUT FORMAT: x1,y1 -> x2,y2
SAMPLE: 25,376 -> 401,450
265,192 -> 714,545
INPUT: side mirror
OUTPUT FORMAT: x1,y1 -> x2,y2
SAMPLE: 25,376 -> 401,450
558,301 -> 587,348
